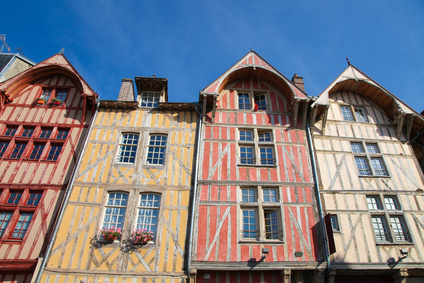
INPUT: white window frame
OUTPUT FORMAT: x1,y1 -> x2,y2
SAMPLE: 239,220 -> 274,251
237,91 -> 268,111
140,92 -> 160,108
101,192 -> 128,231
240,187 -> 283,241
117,133 -> 139,164
340,105 -> 368,122
238,129 -> 276,166
136,193 -> 161,241
366,195 -> 411,243
351,142 -> 388,176
146,134 -> 167,165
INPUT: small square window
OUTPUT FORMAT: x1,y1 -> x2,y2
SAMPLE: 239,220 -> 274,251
263,188 -> 278,202
55,90 -> 68,105
258,131 -> 272,142
354,107 -> 368,122
239,130 -> 253,141
29,143 -> 45,160
0,141 -> 9,158
40,89 -> 52,102
27,192 -> 42,206
241,188 -> 256,202
4,126 -> 18,137
366,196 -> 381,210
56,129 -> 69,140
259,147 -> 274,165
330,215 -> 340,232
0,212 -> 13,237
254,93 -> 267,110
240,146 -> 254,164
341,106 -> 354,121
366,144 -> 379,154
21,127 -> 35,138
46,144 -> 62,161
10,143 -> 26,159
40,128 -> 53,139
351,143 -> 364,153
384,196 -> 399,210
140,92 -> 160,108
7,192 -> 22,205
12,213 -> 33,239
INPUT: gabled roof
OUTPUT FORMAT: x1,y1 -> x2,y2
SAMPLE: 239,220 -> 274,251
312,64 -> 424,139
202,51 -> 308,105
0,53 -> 97,102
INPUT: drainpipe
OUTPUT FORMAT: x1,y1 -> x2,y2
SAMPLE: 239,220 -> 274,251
33,101 -> 100,283
306,121 -> 330,272
186,103 -> 202,282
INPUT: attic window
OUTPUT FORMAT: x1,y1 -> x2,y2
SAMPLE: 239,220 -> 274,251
140,92 -> 160,108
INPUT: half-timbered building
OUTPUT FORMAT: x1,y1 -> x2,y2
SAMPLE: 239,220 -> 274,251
310,64 -> 424,283
38,76 -> 198,282
190,51 -> 326,283
0,53 -> 97,282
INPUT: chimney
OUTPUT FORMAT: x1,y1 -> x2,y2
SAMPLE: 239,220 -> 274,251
117,78 -> 135,101
291,74 -> 305,93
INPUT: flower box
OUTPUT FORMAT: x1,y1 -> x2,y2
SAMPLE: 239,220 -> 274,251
131,229 -> 154,246
99,227 -> 122,242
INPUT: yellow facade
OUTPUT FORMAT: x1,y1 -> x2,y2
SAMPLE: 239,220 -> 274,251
40,103 -> 198,282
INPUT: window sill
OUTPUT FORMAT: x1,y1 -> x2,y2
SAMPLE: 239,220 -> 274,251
359,175 -> 390,178
238,164 -> 277,168
239,239 -> 284,244
2,239 -> 23,243
376,242 -> 414,246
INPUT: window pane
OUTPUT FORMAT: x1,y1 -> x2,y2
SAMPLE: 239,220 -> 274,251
55,90 -> 68,105
341,106 -> 354,121
254,93 -> 267,110
371,158 -> 387,176
258,132 -> 272,142
47,145 -> 62,161
372,216 -> 391,242
241,189 -> 256,202
263,188 -> 278,202
354,107 -> 368,122
238,93 -> 251,110
264,210 -> 279,239
140,92 -> 160,108
117,134 -> 139,163
21,127 -> 34,138
137,194 -> 160,239
10,143 -> 26,159
29,144 -> 45,160
103,193 -> 128,229
239,130 -> 253,141
56,129 -> 69,140
12,213 -> 33,239
240,146 -> 254,164
384,196 -> 399,210
390,216 -> 409,242
0,212 -> 13,237
366,143 -> 379,154
260,147 -> 274,165
355,157 -> 371,175
27,193 -> 42,206
4,126 -> 18,136
146,135 -> 167,165
351,143 -> 364,153
242,209 -> 257,238
330,215 -> 340,231
366,196 -> 381,210
0,141 -> 9,158
40,89 -> 52,102
40,128 -> 53,139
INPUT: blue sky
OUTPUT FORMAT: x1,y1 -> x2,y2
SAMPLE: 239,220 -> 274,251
2,1 -> 424,112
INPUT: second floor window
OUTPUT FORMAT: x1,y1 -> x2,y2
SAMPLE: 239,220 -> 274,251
239,129 -> 275,166
102,192 -> 128,230
146,134 -> 167,165
117,134 -> 139,164
351,142 -> 388,176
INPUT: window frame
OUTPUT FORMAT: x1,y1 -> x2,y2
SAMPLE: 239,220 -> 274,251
238,128 -> 276,166
366,194 -> 411,244
0,189 -> 42,240
135,193 -> 161,241
116,133 -> 139,164
237,91 -> 268,111
145,134 -> 168,166
340,105 -> 369,122
140,92 -> 161,108
351,142 -> 388,177
36,87 -> 69,106
240,187 -> 283,242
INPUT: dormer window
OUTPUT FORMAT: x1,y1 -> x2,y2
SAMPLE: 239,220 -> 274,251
140,92 -> 160,108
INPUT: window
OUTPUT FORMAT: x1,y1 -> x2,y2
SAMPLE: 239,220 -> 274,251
254,93 -> 267,110
40,89 -> 52,103
146,134 -> 167,165
55,90 -> 68,105
56,129 -> 69,140
136,194 -> 160,239
140,92 -> 160,108
238,93 -> 251,110
340,105 -> 368,122
0,141 -> 9,158
330,215 -> 340,232
46,144 -> 62,161
102,192 -> 128,230
40,128 -> 53,139
238,129 -> 275,166
4,126 -> 18,136
240,187 -> 282,241
0,189 -> 41,240
351,142 -> 388,176
117,134 -> 139,163
10,142 -> 26,159
366,195 -> 411,243
29,144 -> 45,160
21,127 -> 35,138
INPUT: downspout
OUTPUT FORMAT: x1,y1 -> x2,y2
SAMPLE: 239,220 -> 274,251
186,103 -> 202,282
33,100 -> 100,283
306,121 -> 330,271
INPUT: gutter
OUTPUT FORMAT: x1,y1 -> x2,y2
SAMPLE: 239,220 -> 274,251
186,103 -> 202,282
33,101 -> 100,283
306,121 -> 330,271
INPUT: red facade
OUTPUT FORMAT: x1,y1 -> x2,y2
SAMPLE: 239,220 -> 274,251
0,54 -> 96,282
191,52 -> 324,283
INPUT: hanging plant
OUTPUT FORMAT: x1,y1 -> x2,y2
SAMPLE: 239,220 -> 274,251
130,229 -> 154,245
52,97 -> 62,105
99,227 -> 122,241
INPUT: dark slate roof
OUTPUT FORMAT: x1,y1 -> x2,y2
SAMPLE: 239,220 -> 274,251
0,54 -> 14,72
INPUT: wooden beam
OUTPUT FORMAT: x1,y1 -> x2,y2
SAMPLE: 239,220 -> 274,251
293,100 -> 299,126
211,94 -> 217,123
321,106 -> 329,135
396,113 -> 405,138
310,105 -> 318,129
406,114 -> 414,141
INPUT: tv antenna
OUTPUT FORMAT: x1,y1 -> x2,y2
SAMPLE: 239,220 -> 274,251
0,34 -> 11,53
